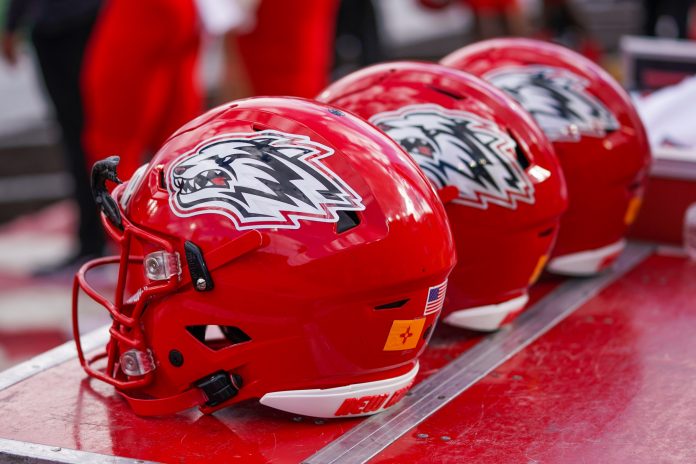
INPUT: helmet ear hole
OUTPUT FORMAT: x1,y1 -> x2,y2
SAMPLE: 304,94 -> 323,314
186,325 -> 251,351
220,326 -> 252,344
186,325 -> 206,343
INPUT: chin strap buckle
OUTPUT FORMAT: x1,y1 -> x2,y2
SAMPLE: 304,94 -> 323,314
196,371 -> 243,407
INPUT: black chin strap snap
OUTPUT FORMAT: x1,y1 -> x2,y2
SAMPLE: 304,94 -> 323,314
91,156 -> 124,230
197,371 -> 243,407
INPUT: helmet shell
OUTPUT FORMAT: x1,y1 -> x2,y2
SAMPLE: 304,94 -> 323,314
78,97 -> 456,416
443,38 -> 651,274
319,62 -> 567,329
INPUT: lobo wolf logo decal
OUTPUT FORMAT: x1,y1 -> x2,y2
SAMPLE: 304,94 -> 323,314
371,105 -> 534,210
485,65 -> 619,141
168,131 -> 364,230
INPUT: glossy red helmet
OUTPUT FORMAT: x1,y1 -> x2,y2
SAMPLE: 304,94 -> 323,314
318,62 -> 567,331
442,38 -> 651,275
72,97 -> 455,418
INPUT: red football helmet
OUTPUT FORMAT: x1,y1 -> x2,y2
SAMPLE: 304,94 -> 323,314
72,97 -> 456,418
318,62 -> 567,331
442,38 -> 652,275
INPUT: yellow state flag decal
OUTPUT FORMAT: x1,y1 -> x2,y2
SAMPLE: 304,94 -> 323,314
529,254 -> 549,285
624,196 -> 643,226
383,318 -> 426,351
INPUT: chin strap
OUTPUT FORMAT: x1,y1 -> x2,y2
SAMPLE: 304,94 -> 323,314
122,387 -> 206,416
120,371 -> 243,416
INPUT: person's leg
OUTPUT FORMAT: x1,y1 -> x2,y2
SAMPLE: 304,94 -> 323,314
82,0 -> 162,181
642,0 -> 659,36
236,0 -> 339,97
31,16 -> 105,266
82,0 -> 202,181
334,0 -> 383,71
144,0 -> 202,152
502,0 -> 527,36
669,0 -> 692,39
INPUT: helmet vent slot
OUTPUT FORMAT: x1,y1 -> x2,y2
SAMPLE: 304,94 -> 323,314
429,85 -> 464,100
374,299 -> 409,310
508,132 -> 531,170
158,167 -> 166,190
186,325 -> 251,351
538,227 -> 554,237
336,210 -> 361,233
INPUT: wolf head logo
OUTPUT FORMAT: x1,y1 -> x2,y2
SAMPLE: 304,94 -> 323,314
485,65 -> 619,141
371,105 -> 534,210
168,131 -> 364,230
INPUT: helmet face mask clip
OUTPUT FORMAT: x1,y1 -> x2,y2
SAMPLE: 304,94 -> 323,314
75,156 -> 266,408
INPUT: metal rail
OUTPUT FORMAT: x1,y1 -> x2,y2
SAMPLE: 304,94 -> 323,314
305,242 -> 654,464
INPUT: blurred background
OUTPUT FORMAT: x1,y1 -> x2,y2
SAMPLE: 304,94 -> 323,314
0,0 -> 695,371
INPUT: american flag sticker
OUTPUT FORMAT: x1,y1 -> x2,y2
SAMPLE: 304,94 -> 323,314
424,280 -> 447,315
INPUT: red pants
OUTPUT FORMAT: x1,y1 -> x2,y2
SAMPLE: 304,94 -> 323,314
234,0 -> 339,98
82,0 -> 203,181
